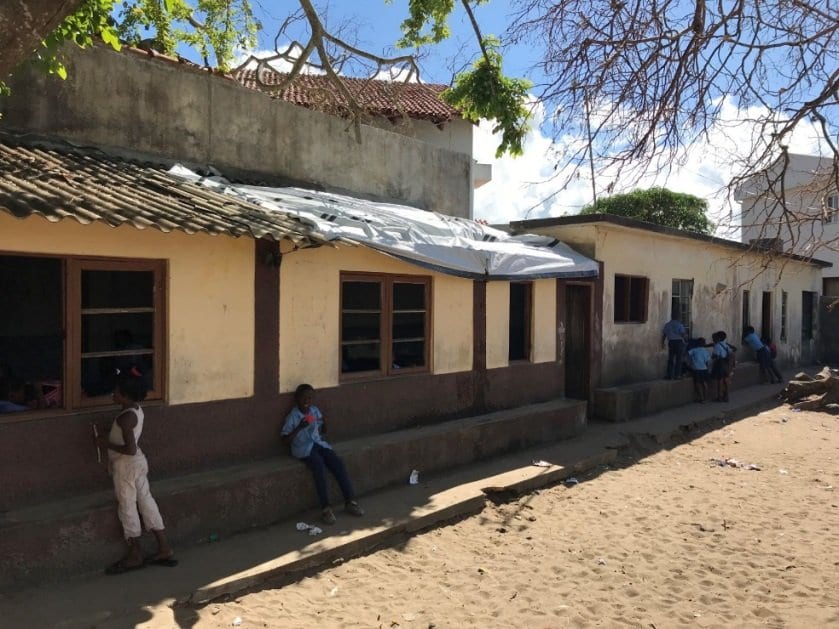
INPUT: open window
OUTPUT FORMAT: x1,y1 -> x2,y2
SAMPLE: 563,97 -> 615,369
671,279 -> 694,336
340,273 -> 430,378
0,254 -> 166,416
614,275 -> 648,323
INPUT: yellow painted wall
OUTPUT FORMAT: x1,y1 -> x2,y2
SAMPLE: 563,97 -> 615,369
532,279 -> 557,363
279,243 -> 473,392
532,222 -> 823,385
0,214 -> 255,403
484,280 -> 557,368
485,281 -> 509,369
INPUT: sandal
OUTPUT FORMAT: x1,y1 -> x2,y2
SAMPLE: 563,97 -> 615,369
322,507 -> 337,525
345,500 -> 365,517
105,559 -> 145,575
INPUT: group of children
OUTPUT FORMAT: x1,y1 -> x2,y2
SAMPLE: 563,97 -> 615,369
681,326 -> 783,403
684,331 -> 737,403
98,376 -> 361,575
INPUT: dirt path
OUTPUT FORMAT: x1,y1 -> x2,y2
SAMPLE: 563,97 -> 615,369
157,406 -> 838,628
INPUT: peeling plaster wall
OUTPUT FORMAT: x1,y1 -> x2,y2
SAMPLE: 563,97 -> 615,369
530,222 -> 823,386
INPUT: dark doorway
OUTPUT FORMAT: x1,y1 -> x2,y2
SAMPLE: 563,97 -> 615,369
508,282 -> 533,362
565,284 -> 592,400
761,291 -> 772,340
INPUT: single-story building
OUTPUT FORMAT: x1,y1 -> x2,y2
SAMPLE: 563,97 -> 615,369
0,135 -> 599,511
510,214 -> 830,387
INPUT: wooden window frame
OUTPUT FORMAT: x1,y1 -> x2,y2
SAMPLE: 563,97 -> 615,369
0,253 -> 167,415
614,274 -> 649,323
339,272 -> 432,381
67,257 -> 167,408
508,281 -> 533,363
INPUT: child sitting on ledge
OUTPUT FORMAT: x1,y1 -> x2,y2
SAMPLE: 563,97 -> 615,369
281,384 -> 364,525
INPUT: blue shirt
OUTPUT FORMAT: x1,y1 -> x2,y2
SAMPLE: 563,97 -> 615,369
0,400 -> 28,413
281,404 -> 331,459
743,332 -> 764,351
662,319 -> 686,341
713,342 -> 729,359
687,347 -> 711,371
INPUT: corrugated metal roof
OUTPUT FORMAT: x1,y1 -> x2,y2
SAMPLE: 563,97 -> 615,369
0,137 -> 326,244
233,69 -> 459,125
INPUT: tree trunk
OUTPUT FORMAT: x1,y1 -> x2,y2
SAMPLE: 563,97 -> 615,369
782,378 -> 829,403
784,367 -> 839,411
0,0 -> 84,79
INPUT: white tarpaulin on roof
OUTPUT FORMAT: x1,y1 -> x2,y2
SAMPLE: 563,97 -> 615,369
168,165 -> 599,280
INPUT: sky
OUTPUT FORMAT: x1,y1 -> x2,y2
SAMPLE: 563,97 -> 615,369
234,1 -> 829,234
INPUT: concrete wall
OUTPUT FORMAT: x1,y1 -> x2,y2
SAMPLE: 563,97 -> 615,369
278,242 -> 473,392
367,116 -> 473,156
486,282 -> 510,369
532,280 -> 558,363
740,187 -> 839,280
0,45 -> 472,217
483,280 -> 557,369
0,213 -> 254,403
366,114 -> 483,217
530,222 -> 823,386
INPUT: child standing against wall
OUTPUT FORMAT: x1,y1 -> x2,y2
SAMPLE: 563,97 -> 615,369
98,370 -> 176,574
742,326 -> 783,384
282,384 -> 365,524
687,337 -> 711,403
711,332 -> 737,403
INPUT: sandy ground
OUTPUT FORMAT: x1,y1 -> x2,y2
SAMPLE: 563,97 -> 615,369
167,405 -> 837,628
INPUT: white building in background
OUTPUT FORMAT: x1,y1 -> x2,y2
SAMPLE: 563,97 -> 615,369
735,153 -> 838,295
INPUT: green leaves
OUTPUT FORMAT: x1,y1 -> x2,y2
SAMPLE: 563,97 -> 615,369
581,188 -> 714,234
36,0 -> 120,81
25,0 -> 530,158
442,38 -> 532,157
393,0 -> 456,47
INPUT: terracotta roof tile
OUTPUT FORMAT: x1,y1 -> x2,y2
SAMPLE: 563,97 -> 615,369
0,136 -> 325,244
233,69 -> 460,125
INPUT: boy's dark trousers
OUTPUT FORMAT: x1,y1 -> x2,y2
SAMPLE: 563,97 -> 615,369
302,443 -> 355,508
666,339 -> 685,379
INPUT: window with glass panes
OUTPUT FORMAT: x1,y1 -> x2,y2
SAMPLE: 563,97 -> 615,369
0,254 -> 165,414
340,274 -> 430,377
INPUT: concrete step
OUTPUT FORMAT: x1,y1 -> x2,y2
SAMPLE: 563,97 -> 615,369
593,362 -> 775,422
0,397 -> 586,588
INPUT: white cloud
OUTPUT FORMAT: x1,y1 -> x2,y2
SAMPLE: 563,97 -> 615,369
232,45 -> 324,74
473,97 -> 828,238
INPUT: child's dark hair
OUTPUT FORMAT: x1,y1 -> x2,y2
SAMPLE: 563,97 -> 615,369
295,383 -> 314,401
695,337 -> 706,346
743,325 -> 755,336
116,371 -> 147,402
